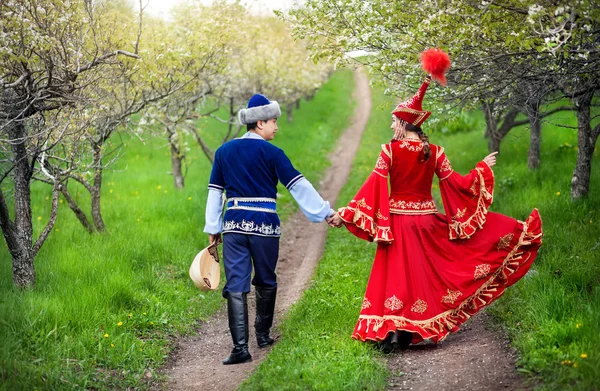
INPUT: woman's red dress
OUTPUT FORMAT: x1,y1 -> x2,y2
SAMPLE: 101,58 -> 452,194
338,140 -> 543,344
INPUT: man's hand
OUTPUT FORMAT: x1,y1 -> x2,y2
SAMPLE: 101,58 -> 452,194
209,233 -> 222,245
326,213 -> 343,228
483,151 -> 499,168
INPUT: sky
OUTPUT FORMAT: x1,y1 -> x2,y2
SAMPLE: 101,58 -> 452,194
144,0 -> 301,18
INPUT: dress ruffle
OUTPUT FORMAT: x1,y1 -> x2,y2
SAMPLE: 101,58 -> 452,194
441,161 -> 495,240
339,206 -> 393,243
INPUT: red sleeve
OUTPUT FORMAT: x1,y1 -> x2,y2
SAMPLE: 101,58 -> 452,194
436,147 -> 495,240
337,144 -> 393,243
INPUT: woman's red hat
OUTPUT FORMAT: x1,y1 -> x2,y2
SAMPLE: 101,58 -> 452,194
392,48 -> 451,127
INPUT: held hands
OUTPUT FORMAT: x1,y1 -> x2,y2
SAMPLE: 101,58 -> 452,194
483,151 -> 499,168
326,212 -> 344,228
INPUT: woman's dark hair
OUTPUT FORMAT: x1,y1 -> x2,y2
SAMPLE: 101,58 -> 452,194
406,122 -> 431,162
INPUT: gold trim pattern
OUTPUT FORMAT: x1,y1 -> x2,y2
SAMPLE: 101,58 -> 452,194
398,140 -> 424,152
389,198 -> 436,211
362,298 -> 372,310
474,264 -> 491,280
384,295 -> 404,311
497,233 -> 514,250
411,299 -> 428,314
453,208 -> 466,219
353,198 -> 372,210
376,209 -> 388,220
441,289 -> 463,304
375,155 -> 388,170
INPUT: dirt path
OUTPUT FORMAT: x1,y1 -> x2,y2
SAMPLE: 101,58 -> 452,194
386,311 -> 529,391
154,68 -> 372,391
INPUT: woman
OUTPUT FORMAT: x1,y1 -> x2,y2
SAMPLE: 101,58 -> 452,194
328,75 -> 543,352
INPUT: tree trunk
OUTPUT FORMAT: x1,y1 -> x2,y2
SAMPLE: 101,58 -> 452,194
571,92 -> 599,199
527,101 -> 542,170
61,186 -> 95,234
170,140 -> 185,189
0,89 -> 36,287
295,99 -> 300,109
286,104 -> 293,123
483,104 -> 519,153
91,144 -> 105,232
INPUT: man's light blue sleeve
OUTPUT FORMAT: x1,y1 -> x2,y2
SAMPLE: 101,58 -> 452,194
289,178 -> 335,223
203,189 -> 224,234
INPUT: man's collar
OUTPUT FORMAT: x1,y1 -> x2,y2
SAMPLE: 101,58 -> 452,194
241,132 -> 265,140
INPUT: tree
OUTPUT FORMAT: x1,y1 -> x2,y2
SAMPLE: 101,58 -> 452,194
0,0 -> 140,287
284,0 -> 599,198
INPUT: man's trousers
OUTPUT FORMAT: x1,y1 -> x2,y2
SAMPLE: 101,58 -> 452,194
222,233 -> 279,297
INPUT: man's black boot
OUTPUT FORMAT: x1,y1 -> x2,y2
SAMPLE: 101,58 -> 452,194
255,286 -> 277,348
399,331 -> 412,350
223,292 -> 252,365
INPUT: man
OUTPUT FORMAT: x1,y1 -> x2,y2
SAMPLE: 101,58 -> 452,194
204,94 -> 335,365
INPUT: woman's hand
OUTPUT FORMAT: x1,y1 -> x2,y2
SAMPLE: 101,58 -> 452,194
483,151 -> 499,167
326,212 -> 344,228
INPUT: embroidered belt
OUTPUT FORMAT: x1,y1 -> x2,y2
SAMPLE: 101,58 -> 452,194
226,197 -> 277,213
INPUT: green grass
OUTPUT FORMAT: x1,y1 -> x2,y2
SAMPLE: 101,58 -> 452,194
241,87 -> 599,390
0,69 -> 356,390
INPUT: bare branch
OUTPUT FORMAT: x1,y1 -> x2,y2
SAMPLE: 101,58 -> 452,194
76,50 -> 140,74
32,179 -> 62,256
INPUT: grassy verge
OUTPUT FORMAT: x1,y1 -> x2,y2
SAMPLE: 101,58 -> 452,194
241,86 -> 599,390
0,69 -> 355,390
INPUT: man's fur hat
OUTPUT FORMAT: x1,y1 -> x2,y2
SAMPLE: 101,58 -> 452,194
239,94 -> 281,125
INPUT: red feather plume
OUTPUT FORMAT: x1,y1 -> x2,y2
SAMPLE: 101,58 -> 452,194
420,48 -> 451,86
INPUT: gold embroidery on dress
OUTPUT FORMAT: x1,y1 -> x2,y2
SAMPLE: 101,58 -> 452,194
362,298 -> 372,310
389,199 -> 436,210
384,295 -> 404,311
411,299 -> 428,314
375,209 -> 388,220
440,157 -> 452,172
393,319 -> 407,328
497,233 -> 514,250
474,264 -> 491,280
441,289 -> 463,304
470,178 -> 479,197
353,198 -> 373,210
453,208 -> 466,219
398,140 -> 424,152
375,155 -> 388,170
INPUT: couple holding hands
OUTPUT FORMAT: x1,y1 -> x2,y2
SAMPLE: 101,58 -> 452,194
204,50 -> 542,365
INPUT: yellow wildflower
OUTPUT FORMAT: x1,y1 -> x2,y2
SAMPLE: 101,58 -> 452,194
117,322 -> 123,327
143,312 -> 147,315
188,197 -> 192,201
581,354 -> 587,359
576,323 -> 581,328
37,216 -> 41,221
157,185 -> 162,190
104,334 -> 109,338
555,192 -> 560,196
109,189 -> 113,194
111,344 -> 115,348
128,313 -> 132,318
149,321 -> 154,325
573,362 -> 579,368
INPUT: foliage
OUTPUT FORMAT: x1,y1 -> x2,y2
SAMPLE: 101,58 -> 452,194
0,69 -> 355,390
